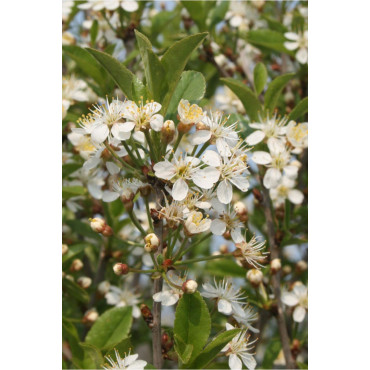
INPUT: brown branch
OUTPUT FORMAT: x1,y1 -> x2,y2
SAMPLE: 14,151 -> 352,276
259,178 -> 296,369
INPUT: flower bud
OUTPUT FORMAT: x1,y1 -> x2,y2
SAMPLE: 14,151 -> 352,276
101,225 -> 113,237
70,259 -> 83,272
62,244 -> 69,255
296,260 -> 308,273
270,258 -> 281,274
144,233 -> 160,252
83,309 -> 99,324
90,217 -> 106,233
113,263 -> 129,275
177,121 -> 194,133
219,244 -> 229,254
161,120 -> 175,143
77,276 -> 92,289
246,269 -> 263,287
234,201 -> 248,222
98,281 -> 110,295
182,279 -> 198,294
282,265 -> 292,276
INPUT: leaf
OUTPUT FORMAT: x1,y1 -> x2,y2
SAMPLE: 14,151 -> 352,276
288,97 -> 308,121
166,70 -> 206,120
104,337 -> 132,356
90,20 -> 99,47
254,63 -> 268,95
208,1 -> 229,28
66,219 -> 101,240
80,343 -> 104,369
62,243 -> 87,264
62,278 -> 89,304
186,329 -> 240,369
62,45 -> 108,89
134,30 -> 167,102
62,185 -> 86,199
204,259 -> 246,278
174,292 -> 211,363
261,338 -> 281,369
174,334 -> 194,364
85,306 -> 133,350
264,73 -> 295,112
246,29 -> 294,55
86,48 -> 135,100
297,362 -> 308,369
62,317 -> 84,365
181,1 -> 207,30
161,32 -> 208,115
62,163 -> 81,179
220,78 -> 262,121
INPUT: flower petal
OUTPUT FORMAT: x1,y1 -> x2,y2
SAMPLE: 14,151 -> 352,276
263,168 -> 282,189
288,189 -> 304,204
252,151 -> 271,165
172,178 -> 188,201
246,130 -> 265,145
189,130 -> 212,145
91,124 -> 109,144
217,180 -> 233,204
218,299 -> 232,315
293,306 -> 306,322
210,219 -> 226,235
281,292 -> 299,306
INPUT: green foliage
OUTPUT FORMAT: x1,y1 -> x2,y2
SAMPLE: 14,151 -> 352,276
90,20 -> 99,47
288,97 -> 308,121
62,243 -> 87,264
181,1 -> 216,31
264,73 -> 295,112
254,62 -> 268,95
204,259 -> 246,278
174,292 -> 211,364
62,278 -> 89,304
220,78 -> 262,121
261,338 -> 282,369
247,29 -> 294,55
85,306 -> 133,350
166,70 -> 206,121
62,185 -> 86,199
62,163 -> 81,179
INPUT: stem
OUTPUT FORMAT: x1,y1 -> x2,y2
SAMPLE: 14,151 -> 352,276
144,196 -> 154,231
122,140 -> 140,167
144,130 -> 158,162
174,253 -> 232,266
259,174 -> 296,369
169,133 -> 184,161
178,232 -> 212,258
172,236 -> 189,262
129,268 -> 156,274
127,209 -> 146,236
195,143 -> 210,158
103,142 -> 138,174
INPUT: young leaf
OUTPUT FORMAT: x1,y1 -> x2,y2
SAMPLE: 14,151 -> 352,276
288,97 -> 308,121
264,73 -> 295,112
86,48 -> 135,100
62,278 -> 89,304
181,1 -> 208,30
166,70 -> 206,120
174,292 -> 211,363
161,32 -> 208,115
261,338 -> 281,369
90,20 -> 99,47
62,186 -> 86,199
220,78 -> 262,121
186,329 -> 240,369
80,343 -> 104,369
254,63 -> 268,95
134,30 -> 167,102
204,259 -> 246,278
85,306 -> 133,350
246,29 -> 294,55
62,163 -> 81,179
208,1 -> 229,28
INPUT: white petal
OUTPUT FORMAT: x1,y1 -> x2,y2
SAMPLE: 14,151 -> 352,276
210,219 -> 226,235
192,167 -> 220,189
225,323 -> 234,331
189,130 -> 212,145
102,191 -> 120,202
293,306 -> 306,322
267,137 -> 285,155
281,292 -> 299,306
153,161 -> 175,180
218,299 -> 232,315
284,41 -> 299,50
284,32 -> 300,41
216,138 -> 231,157
296,47 -> 308,64
217,180 -> 233,204
263,168 -> 282,189
172,178 -> 188,201
150,114 -> 164,132
288,189 -> 304,204
185,156 -> 201,166
230,176 -> 249,192
230,15 -> 243,28
241,355 -> 257,370
284,165 -> 299,178
231,228 -> 244,243
252,151 -> 271,165
201,150 -> 221,167
293,284 -> 308,297
120,121 -> 136,132
91,124 -> 109,144
106,161 -> 120,175
246,130 -> 265,145
229,354 -> 242,370
121,0 -> 139,12
83,156 -> 100,170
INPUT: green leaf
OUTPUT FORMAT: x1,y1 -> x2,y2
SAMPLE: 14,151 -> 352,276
65,219 -> 101,240
204,259 -> 246,278
161,32 -> 208,115
186,329 -> 240,369
166,70 -> 206,120
174,292 -> 211,363
90,20 -> 99,47
80,343 -> 104,369
62,317 -> 84,366
288,97 -> 308,121
264,73 -> 295,112
134,30 -> 167,102
246,29 -> 294,55
297,362 -> 308,369
62,45 -> 108,89
86,48 -> 135,100
261,338 -> 281,369
220,78 -> 262,121
104,337 -> 132,356
85,306 -> 133,350
174,334 -> 194,364
208,1 -> 229,28
62,185 -> 86,200
62,278 -> 89,303
62,163 -> 81,179
181,1 -> 207,30
254,63 -> 268,95
62,243 -> 87,264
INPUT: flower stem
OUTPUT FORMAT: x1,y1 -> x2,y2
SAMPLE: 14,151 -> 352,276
178,232 -> 212,259
169,132 -> 184,161
195,142 -> 210,158
144,196 -> 154,231
174,253 -> 232,266
144,130 -> 158,162
103,142 -> 138,175
127,209 -> 146,236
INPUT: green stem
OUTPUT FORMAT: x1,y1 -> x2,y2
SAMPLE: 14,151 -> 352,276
168,225 -> 182,258
174,253 -> 232,266
169,133 -> 184,161
144,196 -> 154,231
172,236 -> 189,262
122,141 -> 140,167
195,143 -> 210,158
190,145 -> 199,156
178,232 -> 212,258
127,209 -> 146,236
104,142 -> 136,173
129,268 -> 156,274
144,130 -> 158,162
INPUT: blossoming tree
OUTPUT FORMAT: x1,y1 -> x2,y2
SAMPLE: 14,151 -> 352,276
62,1 -> 308,369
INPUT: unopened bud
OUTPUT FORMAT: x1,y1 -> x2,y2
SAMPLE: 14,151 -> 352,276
296,260 -> 308,273
163,258 -> 173,267
219,244 -> 229,254
182,279 -> 198,294
70,259 -> 83,272
97,281 -> 110,295
101,225 -> 113,237
83,309 -> 99,323
90,217 -> 106,233
234,201 -> 248,222
144,233 -> 160,252
282,265 -> 292,276
77,276 -> 92,289
161,120 -> 175,143
246,269 -> 264,286
270,258 -> 281,274
113,263 -> 129,275
62,244 -> 69,255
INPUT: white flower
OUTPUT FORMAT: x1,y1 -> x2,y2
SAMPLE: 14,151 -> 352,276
232,304 -> 259,333
201,278 -> 247,315
221,323 -> 257,370
67,132 -> 97,160
153,155 -> 219,201
281,282 -> 308,322
246,114 -> 289,146
103,350 -> 147,370
286,121 -> 308,153
210,207 -> 244,243
235,235 -> 267,268
122,99 -> 164,132
284,31 -> 308,64
79,0 -> 139,12
202,150 -> 250,204
269,176 -> 304,206
252,138 -> 298,189
158,197 -> 186,228
102,178 -> 145,202
105,286 -> 141,318
215,86 -> 246,114
184,210 -> 211,235
178,99 -> 204,125
153,271 -> 185,306
190,111 -> 239,157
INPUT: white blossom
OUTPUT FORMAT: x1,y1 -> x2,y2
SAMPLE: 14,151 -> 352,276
177,99 -> 204,125
105,286 -> 141,318
210,207 -> 244,243
153,271 -> 185,306
284,31 -> 308,64
235,235 -> 267,268
286,121 -> 308,153
269,176 -> 304,206
103,350 -> 147,370
281,282 -> 308,322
